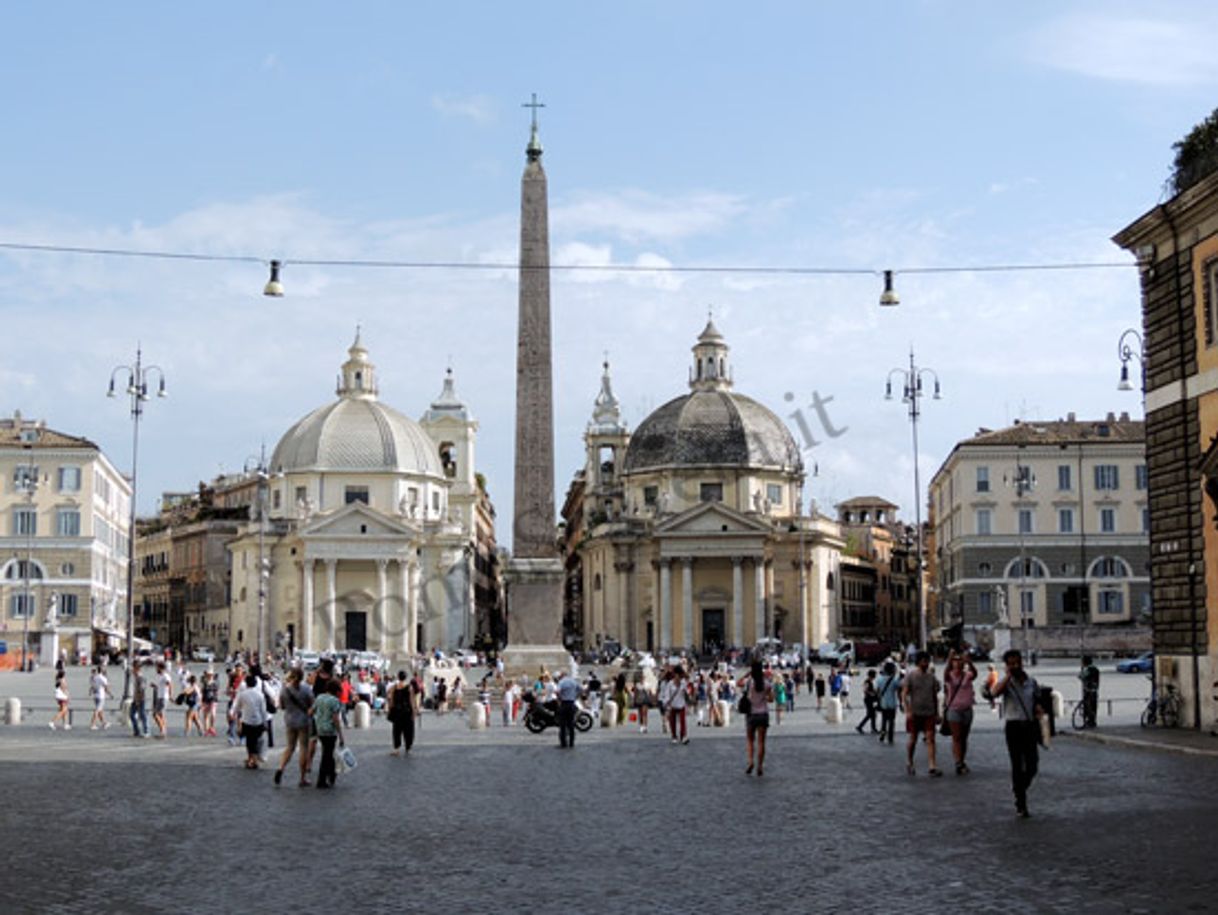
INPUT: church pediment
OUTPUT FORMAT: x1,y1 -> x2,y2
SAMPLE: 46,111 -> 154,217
655,501 -> 770,537
300,502 -> 418,539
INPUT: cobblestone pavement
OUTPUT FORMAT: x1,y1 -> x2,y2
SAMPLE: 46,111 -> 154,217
1,706 -> 1217,914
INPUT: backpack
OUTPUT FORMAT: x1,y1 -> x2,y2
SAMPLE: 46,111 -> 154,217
262,682 -> 278,713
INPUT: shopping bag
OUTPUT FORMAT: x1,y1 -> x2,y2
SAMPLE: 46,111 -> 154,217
338,744 -> 357,772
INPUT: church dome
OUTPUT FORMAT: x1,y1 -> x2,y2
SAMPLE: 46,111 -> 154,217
622,319 -> 802,474
270,334 -> 444,478
623,389 -> 802,473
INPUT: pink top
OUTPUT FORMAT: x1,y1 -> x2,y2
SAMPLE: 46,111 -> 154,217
943,669 -> 975,711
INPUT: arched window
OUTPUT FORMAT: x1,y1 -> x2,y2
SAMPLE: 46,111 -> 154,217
1090,556 -> 1131,579
3,559 -> 44,580
1004,557 -> 1048,579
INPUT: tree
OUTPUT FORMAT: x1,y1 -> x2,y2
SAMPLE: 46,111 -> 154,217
1172,107 -> 1218,195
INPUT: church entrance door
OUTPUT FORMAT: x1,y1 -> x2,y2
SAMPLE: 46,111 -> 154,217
345,611 -> 367,651
701,608 -> 724,656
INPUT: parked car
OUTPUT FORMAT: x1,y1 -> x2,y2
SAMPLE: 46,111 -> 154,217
294,649 -> 321,671
1117,651 -> 1153,674
191,646 -> 216,663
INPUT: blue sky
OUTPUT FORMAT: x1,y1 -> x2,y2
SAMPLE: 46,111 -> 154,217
3,2 -> 1217,536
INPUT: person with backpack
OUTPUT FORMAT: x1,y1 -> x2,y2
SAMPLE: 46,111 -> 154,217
875,661 -> 902,744
387,669 -> 419,756
855,669 -> 880,734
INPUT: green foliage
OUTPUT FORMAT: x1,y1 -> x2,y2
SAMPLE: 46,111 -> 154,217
1172,108 -> 1218,194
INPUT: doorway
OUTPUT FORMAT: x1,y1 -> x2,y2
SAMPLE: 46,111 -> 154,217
702,608 -> 724,656
344,611 -> 367,651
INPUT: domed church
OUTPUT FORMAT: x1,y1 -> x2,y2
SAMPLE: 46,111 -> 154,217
226,332 -> 495,659
561,319 -> 844,656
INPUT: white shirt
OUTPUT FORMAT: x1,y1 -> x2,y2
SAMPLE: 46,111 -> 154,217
91,672 -> 108,700
234,685 -> 268,726
156,672 -> 173,701
667,679 -> 688,709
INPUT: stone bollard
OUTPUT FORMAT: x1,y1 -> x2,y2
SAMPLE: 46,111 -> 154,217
354,701 -> 372,729
1051,690 -> 1064,719
601,699 -> 618,728
467,701 -> 487,730
5,697 -> 20,725
825,696 -> 843,724
716,699 -> 731,728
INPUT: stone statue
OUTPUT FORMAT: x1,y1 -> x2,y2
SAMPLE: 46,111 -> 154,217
45,591 -> 59,630
752,491 -> 764,512
297,496 -> 314,523
658,492 -> 670,514
995,588 -> 1010,626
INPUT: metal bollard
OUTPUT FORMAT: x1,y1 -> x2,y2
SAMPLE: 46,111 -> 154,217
1051,690 -> 1064,719
825,696 -> 843,724
5,697 -> 20,725
601,699 -> 618,728
467,701 -> 486,730
716,699 -> 731,728
354,702 -> 372,729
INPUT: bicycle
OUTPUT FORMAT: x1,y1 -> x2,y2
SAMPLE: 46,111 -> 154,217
1141,681 -> 1181,728
1071,687 -> 1099,730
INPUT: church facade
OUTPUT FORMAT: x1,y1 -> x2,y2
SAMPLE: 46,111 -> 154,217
561,320 -> 845,656
225,334 -> 495,659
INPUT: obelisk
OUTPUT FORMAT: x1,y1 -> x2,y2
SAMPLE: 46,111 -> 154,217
501,94 -> 571,676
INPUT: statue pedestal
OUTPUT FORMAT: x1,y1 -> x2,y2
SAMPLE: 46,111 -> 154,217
500,558 -> 571,678
39,630 -> 59,668
993,626 -> 1013,659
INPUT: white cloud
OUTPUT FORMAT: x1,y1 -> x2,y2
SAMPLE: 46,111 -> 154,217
1030,14 -> 1218,86
431,93 -> 496,124
553,189 -> 746,244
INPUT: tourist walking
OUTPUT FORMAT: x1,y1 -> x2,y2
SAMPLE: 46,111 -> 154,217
633,676 -> 651,733
88,666 -> 111,730
773,675 -> 786,725
666,667 -> 690,744
232,673 -> 269,770
502,680 -> 517,726
814,672 -> 826,709
943,651 -> 978,774
201,671 -> 219,736
129,663 -> 149,737
153,662 -> 172,738
50,671 -> 71,730
993,649 -> 1044,817
784,673 -> 795,713
855,669 -> 879,734
183,675 -> 204,736
738,660 -> 773,776
613,673 -> 629,726
312,679 -> 345,789
901,651 -> 942,776
387,670 -> 418,755
876,661 -> 901,744
275,667 -> 314,786
839,668 -> 853,710
260,670 -> 280,751
1078,654 -> 1100,728
984,663 -> 999,711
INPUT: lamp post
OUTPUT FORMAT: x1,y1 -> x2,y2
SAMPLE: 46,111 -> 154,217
17,457 -> 41,672
1117,328 -> 1145,393
108,347 -> 167,702
886,348 -> 941,650
1004,455 -> 1037,653
244,448 -> 270,666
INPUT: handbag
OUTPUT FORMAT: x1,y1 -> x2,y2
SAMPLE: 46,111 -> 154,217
940,673 -> 964,736
737,689 -> 752,715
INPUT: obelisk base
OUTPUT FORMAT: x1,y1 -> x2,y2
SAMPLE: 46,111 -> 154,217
501,558 -> 571,678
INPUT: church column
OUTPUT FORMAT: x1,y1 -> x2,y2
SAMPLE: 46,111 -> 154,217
300,559 -> 314,650
765,559 -> 775,640
659,559 -> 672,649
753,558 -> 765,644
324,559 -> 338,652
408,558 -> 420,656
799,559 -> 811,648
375,559 -> 388,653
398,559 -> 410,657
681,558 -> 694,650
732,558 -> 744,648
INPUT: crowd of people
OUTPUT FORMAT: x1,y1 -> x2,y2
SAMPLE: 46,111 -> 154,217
42,645 -> 1054,814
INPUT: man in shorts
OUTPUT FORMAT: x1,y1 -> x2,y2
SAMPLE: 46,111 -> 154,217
152,661 -> 172,738
89,666 -> 111,730
901,650 -> 942,776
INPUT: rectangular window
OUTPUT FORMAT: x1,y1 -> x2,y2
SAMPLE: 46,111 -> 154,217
700,482 -> 723,503
1058,465 -> 1072,491
295,486 -> 307,505
432,491 -> 441,511
1058,508 -> 1073,534
60,593 -> 78,617
975,509 -> 992,536
12,464 -> 37,493
1018,509 -> 1033,535
272,489 -> 282,510
9,593 -> 34,619
976,466 -> 990,492
977,590 -> 993,617
344,486 -> 370,505
13,507 -> 37,536
1100,508 -> 1116,533
56,509 -> 80,537
1020,590 -> 1035,620
766,483 -> 783,505
57,466 -> 81,492
643,486 -> 658,506
1135,465 -> 1148,490
1094,465 -> 1119,491
1098,590 -> 1124,615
